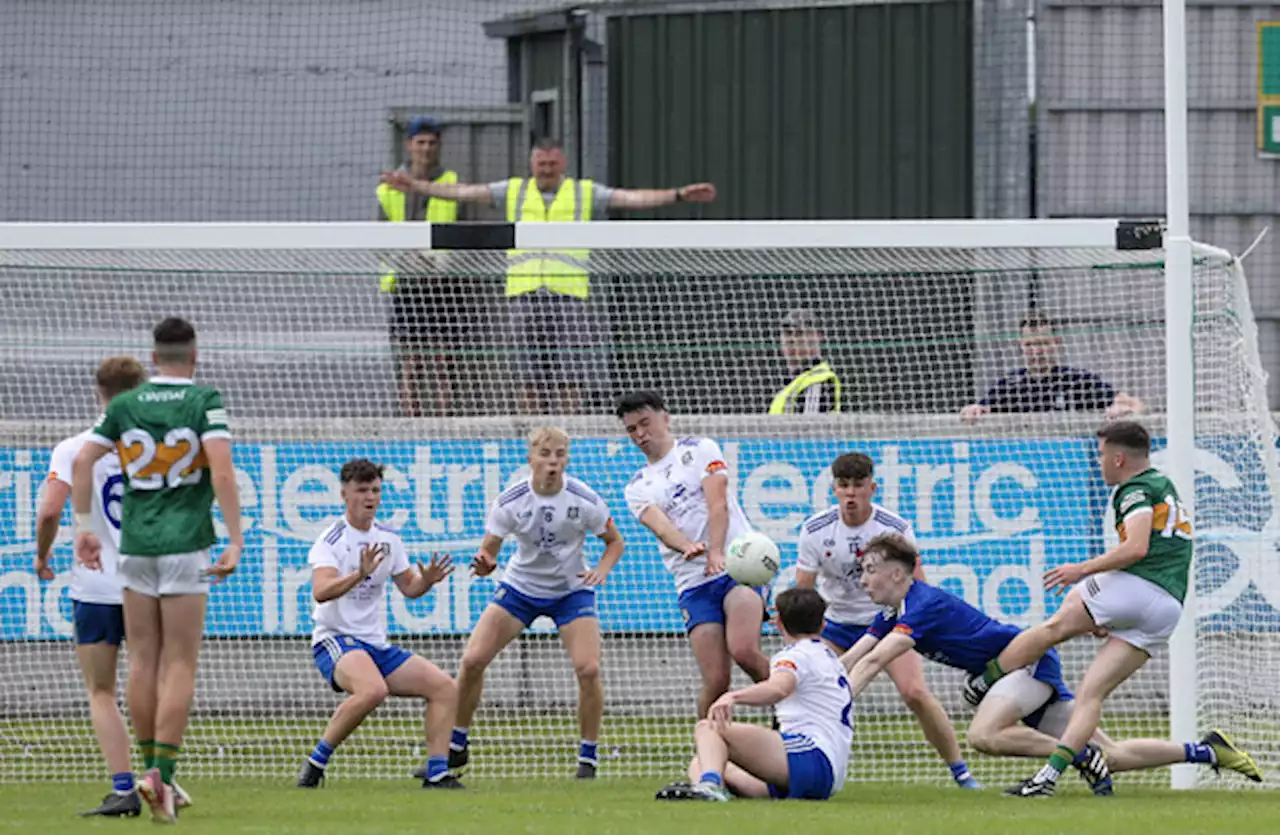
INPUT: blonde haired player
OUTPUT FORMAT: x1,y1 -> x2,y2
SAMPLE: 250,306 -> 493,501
433,427 -> 624,780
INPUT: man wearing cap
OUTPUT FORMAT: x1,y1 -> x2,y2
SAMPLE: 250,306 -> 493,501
768,309 -> 842,414
380,136 -> 716,415
377,115 -> 462,417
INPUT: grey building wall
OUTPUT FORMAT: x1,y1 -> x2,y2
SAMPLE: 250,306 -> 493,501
1036,0 -> 1280,407
0,0 -> 548,222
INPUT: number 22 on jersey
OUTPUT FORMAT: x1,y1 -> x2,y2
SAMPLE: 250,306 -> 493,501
119,427 -> 206,490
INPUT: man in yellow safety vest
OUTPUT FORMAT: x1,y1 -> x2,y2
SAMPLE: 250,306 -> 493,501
377,115 -> 462,418
769,308 -> 842,415
380,137 -> 716,415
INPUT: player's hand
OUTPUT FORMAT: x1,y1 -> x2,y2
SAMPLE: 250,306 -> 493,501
704,549 -> 726,577
681,541 -> 707,561
962,673 -> 990,707
707,693 -> 736,728
356,543 -> 386,579
417,553 -> 454,587
75,532 -> 102,572
380,169 -> 419,194
472,549 -> 498,577
578,566 -> 611,587
959,403 -> 988,424
204,542 -> 242,583
678,183 -> 717,204
33,553 -> 55,581
1043,562 -> 1086,593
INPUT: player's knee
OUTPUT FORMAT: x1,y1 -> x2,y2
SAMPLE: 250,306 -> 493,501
431,674 -> 458,705
965,723 -> 998,754
700,666 -> 731,696
726,636 -> 762,668
573,656 -> 600,683
694,718 -> 718,737
895,679 -> 932,711
350,681 -> 389,713
459,648 -> 493,678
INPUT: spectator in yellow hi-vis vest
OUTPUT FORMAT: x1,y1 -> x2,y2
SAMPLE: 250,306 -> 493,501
377,115 -> 462,418
381,137 -> 716,415
769,308 -> 842,415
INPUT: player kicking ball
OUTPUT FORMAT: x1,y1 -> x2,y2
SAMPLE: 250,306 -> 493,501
656,587 -> 852,801
961,421 -> 1261,796
427,427 -> 624,780
617,391 -> 771,720
842,532 -> 1260,794
297,459 -> 461,789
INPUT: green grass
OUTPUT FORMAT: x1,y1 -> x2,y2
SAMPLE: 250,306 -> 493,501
0,779 -> 1276,835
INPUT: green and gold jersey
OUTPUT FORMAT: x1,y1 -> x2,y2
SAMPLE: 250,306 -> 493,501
1111,467 -> 1193,603
87,376 -> 230,557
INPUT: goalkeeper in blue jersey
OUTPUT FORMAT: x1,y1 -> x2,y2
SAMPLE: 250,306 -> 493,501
840,533 -> 1258,794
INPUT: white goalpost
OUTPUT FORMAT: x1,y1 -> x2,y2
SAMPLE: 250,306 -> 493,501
1,217 -> 1276,786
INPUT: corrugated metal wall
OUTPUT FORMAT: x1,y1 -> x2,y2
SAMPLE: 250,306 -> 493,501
1038,0 -> 1280,407
605,0 -> 975,220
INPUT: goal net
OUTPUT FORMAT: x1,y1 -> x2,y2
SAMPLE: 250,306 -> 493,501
0,219 -> 1275,788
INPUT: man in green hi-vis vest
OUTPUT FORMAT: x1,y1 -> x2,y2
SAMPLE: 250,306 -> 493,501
381,137 -> 716,415
769,308 -> 842,415
378,115 -> 462,418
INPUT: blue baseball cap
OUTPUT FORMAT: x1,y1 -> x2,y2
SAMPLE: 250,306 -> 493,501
406,115 -> 443,138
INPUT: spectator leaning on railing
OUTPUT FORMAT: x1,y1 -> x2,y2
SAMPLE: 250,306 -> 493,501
380,136 -> 716,415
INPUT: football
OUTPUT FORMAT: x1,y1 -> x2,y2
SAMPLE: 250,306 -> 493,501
725,531 -> 781,587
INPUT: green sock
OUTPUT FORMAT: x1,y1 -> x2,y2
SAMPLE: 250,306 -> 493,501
982,658 -> 1007,686
154,742 -> 181,786
1047,744 -> 1076,775
138,739 -> 156,771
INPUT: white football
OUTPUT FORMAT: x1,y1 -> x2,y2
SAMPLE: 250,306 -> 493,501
725,531 -> 781,587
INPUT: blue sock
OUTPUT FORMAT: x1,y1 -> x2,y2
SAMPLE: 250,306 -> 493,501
450,727 -> 469,752
579,740 -> 598,766
949,761 -> 972,782
112,772 -> 135,794
309,739 -> 334,769
1184,742 -> 1216,764
698,770 -> 723,787
426,755 -> 448,782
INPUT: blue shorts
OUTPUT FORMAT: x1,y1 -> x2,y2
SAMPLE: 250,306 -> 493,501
767,734 -> 836,800
819,619 -> 870,653
1023,648 -> 1074,728
72,601 -> 125,646
313,635 -> 413,693
678,574 -> 764,633
492,583 -> 597,628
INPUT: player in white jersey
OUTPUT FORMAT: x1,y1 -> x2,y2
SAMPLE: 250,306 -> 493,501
438,427 -> 623,780
796,452 -> 978,789
297,459 -> 460,789
616,391 -> 771,719
33,357 -> 193,817
655,587 -> 853,801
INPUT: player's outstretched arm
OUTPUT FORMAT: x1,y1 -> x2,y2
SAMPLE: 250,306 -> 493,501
71,442 -> 111,571
837,633 -> 881,673
707,668 -> 798,725
204,437 -> 243,581
395,553 -> 455,599
34,477 -> 70,580
1044,512 -> 1152,593
580,519 -> 624,587
313,543 -> 385,602
847,632 -> 915,698
471,533 -> 504,576
379,170 -> 492,203
638,507 -> 705,558
701,473 -> 730,574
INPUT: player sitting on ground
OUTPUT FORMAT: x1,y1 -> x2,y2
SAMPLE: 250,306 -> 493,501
842,532 -> 1261,795
796,452 -> 978,789
297,459 -> 461,790
959,421 -> 1261,796
617,391 -> 772,719
656,587 -> 853,802
36,356 -> 191,817
429,427 -> 623,780
73,318 -> 241,823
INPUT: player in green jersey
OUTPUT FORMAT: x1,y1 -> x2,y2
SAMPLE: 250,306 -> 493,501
73,317 -> 243,823
961,421 -> 1259,796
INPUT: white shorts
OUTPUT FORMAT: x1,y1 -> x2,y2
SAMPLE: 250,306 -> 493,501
1079,570 -> 1182,654
119,550 -> 211,598
985,669 -> 1075,736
